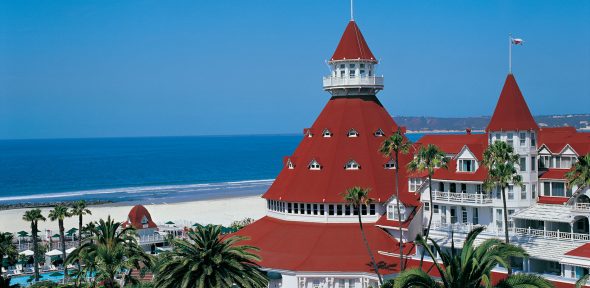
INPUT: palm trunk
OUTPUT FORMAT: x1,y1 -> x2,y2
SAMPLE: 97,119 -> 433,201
59,219 -> 68,281
501,186 -> 513,275
420,174 -> 434,269
394,153 -> 404,271
78,215 -> 83,247
32,222 -> 40,281
357,207 -> 383,285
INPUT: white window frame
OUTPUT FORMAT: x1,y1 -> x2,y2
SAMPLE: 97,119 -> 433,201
344,160 -> 360,170
347,128 -> 359,137
374,128 -> 385,137
384,159 -> 396,169
309,160 -> 321,170
322,129 -> 332,138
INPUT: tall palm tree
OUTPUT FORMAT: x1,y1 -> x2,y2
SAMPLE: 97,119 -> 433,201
65,216 -> 152,288
154,225 -> 267,288
81,221 -> 97,244
407,144 -> 448,267
393,227 -> 552,288
482,141 -> 522,244
0,232 -> 18,273
566,153 -> 590,195
379,128 -> 412,271
343,186 -> 383,286
70,200 -> 92,247
22,209 -> 46,282
48,204 -> 71,280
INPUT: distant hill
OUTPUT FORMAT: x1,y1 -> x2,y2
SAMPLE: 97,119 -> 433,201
395,114 -> 590,132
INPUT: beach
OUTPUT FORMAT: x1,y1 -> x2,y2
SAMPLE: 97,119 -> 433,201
0,195 -> 266,233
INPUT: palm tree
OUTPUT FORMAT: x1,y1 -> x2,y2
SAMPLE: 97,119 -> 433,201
154,224 -> 267,288
343,186 -> 383,286
576,273 -> 590,288
407,144 -> 448,267
393,227 -> 552,288
81,221 -> 97,244
482,141 -> 522,244
0,232 -> 18,273
65,216 -> 152,288
48,204 -> 71,280
566,153 -> 590,195
22,209 -> 46,282
379,128 -> 412,271
70,200 -> 92,247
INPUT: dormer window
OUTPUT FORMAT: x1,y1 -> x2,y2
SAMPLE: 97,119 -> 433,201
384,159 -> 396,169
345,160 -> 361,170
347,128 -> 359,138
458,159 -> 476,172
308,160 -> 321,170
304,128 -> 313,138
374,128 -> 385,137
322,129 -> 332,138
286,159 -> 295,170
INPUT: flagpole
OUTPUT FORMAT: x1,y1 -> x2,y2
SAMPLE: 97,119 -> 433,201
508,33 -> 512,74
351,0 -> 354,20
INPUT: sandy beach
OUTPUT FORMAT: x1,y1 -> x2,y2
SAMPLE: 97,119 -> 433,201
0,195 -> 266,233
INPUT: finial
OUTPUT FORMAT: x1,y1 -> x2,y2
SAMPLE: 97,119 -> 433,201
350,0 -> 354,20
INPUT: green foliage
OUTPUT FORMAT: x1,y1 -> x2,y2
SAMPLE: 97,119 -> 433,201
393,227 -> 553,288
48,204 -> 71,280
154,225 -> 268,288
229,217 -> 255,230
71,200 -> 92,247
22,209 -> 46,282
0,232 -> 18,270
576,273 -> 590,288
65,216 -> 153,288
566,153 -> 590,191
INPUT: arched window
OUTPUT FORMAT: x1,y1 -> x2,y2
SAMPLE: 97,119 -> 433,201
347,128 -> 359,137
345,160 -> 361,170
308,159 -> 322,170
322,129 -> 332,138
374,128 -> 385,137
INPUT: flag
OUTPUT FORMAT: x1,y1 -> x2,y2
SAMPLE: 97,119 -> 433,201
511,38 -> 524,45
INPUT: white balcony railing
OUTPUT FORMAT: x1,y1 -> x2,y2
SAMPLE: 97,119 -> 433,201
138,234 -> 165,245
573,203 -> 590,212
322,75 -> 384,89
432,191 -> 492,204
514,227 -> 590,242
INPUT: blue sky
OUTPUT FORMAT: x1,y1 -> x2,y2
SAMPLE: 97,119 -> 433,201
1,1 -> 589,139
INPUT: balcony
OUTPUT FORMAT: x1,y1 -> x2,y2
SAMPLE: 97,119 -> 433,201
432,191 -> 492,204
138,234 -> 165,245
514,227 -> 590,242
322,75 -> 384,90
572,203 -> 590,212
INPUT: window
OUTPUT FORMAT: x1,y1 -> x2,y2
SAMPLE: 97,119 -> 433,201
359,69 -> 365,76
508,185 -> 514,199
349,70 -> 356,77
520,157 -> 527,172
531,156 -> 536,171
387,204 -> 394,219
439,182 -> 445,192
360,63 -> 365,68
462,207 -> 468,223
374,128 -> 385,137
495,133 -> 501,141
450,183 -> 457,193
543,182 -> 551,196
461,183 -> 467,193
476,184 -> 482,194
370,204 -> 376,215
313,204 -> 318,215
496,209 -> 503,228
458,159 -> 475,172
433,205 -> 439,213
508,209 -> 515,228
349,64 -> 356,68
287,159 -> 295,169
306,204 -> 312,214
424,202 -> 430,211
441,206 -> 447,224
450,208 -> 457,224
507,132 -> 514,147
336,205 -> 343,215
328,204 -> 334,215
472,208 -> 479,224
345,160 -> 361,170
409,178 -> 423,192
361,204 -> 368,215
340,70 -> 345,77
532,184 -> 536,199
520,132 -> 526,146
322,128 -> 332,137
562,156 -> 573,169
384,159 -> 396,169
294,203 -> 299,214
347,128 -> 359,137
287,203 -> 292,213
540,156 -> 550,169
344,204 -> 351,215
552,182 -> 565,197
521,185 -> 527,200
308,160 -> 321,170
556,156 -> 562,169
320,204 -> 325,215
531,132 -> 536,146
339,64 -> 345,69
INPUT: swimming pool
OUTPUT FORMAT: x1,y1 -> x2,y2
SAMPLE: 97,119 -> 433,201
8,273 -> 64,286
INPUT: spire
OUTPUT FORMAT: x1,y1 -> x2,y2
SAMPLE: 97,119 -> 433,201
330,21 -> 377,63
486,74 -> 539,132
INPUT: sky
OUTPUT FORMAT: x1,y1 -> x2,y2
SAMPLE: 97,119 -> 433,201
0,1 -> 589,139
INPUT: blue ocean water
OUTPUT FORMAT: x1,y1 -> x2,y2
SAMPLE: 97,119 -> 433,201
0,134 -> 424,205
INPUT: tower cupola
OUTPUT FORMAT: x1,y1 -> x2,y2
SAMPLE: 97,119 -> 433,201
323,20 -> 384,96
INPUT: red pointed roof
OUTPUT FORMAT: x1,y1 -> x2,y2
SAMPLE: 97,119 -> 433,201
263,95 -> 420,206
122,205 -> 157,229
486,74 -> 539,132
330,21 -> 377,63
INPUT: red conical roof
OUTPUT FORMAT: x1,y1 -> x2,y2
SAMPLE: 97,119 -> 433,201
330,21 -> 377,63
263,95 -> 420,206
122,205 -> 157,229
486,74 -> 539,132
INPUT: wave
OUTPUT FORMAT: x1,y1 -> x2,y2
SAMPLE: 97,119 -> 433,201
0,179 -> 275,202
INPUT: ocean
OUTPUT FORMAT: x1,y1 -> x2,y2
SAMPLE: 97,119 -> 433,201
0,134 -> 425,205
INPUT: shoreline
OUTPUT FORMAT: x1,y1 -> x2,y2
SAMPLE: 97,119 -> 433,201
0,193 -> 267,234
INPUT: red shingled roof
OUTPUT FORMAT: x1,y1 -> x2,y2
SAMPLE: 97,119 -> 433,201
122,205 -> 157,229
234,216 -> 413,273
263,95 -> 420,206
539,127 -> 590,156
330,21 -> 377,63
539,169 -> 570,180
537,196 -> 569,205
486,74 -> 539,132
565,243 -> 590,258
417,133 -> 488,155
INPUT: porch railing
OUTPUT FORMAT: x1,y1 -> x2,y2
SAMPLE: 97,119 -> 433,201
432,191 -> 492,204
573,203 -> 590,212
138,234 -> 165,245
514,227 -> 590,242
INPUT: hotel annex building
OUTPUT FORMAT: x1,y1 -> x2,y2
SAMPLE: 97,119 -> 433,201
235,18 -> 590,288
